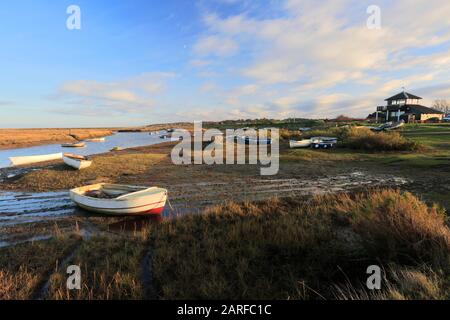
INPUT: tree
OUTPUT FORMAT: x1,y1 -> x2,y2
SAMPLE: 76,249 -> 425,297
433,99 -> 450,114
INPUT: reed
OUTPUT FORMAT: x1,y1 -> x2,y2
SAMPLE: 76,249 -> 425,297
150,190 -> 450,300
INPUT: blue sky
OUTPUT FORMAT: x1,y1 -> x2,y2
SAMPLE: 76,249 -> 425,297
0,0 -> 450,128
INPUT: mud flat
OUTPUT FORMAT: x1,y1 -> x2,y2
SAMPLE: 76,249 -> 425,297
0,128 -> 114,150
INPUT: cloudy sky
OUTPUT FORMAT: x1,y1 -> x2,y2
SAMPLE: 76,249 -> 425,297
1,0 -> 450,128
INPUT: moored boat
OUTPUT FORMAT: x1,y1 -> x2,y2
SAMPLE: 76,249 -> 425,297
62,142 -> 86,148
310,137 -> 338,149
289,139 -> 312,148
9,153 -> 63,167
84,137 -> 106,142
63,153 -> 92,170
371,120 -> 405,132
70,183 -> 168,215
110,146 -> 122,151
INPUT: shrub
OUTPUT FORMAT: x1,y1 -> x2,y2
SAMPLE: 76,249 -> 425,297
322,189 -> 450,268
333,265 -> 448,300
341,127 -> 422,151
280,129 -> 302,141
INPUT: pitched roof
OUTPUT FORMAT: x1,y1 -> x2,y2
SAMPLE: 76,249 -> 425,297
385,91 -> 422,101
387,104 -> 444,114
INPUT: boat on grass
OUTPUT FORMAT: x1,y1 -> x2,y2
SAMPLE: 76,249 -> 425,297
311,137 -> 338,149
289,139 -> 312,148
63,153 -> 92,170
9,153 -> 63,167
370,121 -> 405,132
62,142 -> 86,148
110,146 -> 123,151
70,183 -> 168,215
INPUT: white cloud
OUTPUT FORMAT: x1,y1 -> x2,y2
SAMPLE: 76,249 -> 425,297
54,72 -> 176,115
190,0 -> 450,119
193,35 -> 239,57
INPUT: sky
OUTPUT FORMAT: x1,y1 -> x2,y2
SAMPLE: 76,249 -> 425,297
0,0 -> 450,128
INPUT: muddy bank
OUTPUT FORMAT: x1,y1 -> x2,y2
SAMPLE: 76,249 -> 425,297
0,128 -> 114,150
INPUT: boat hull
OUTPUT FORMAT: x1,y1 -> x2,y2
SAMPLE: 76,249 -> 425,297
63,155 -> 92,170
70,184 -> 168,216
62,142 -> 86,148
85,138 -> 106,142
9,153 -> 63,167
289,140 -> 311,148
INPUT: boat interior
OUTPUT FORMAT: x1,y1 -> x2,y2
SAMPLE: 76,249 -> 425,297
75,184 -> 164,199
63,153 -> 90,160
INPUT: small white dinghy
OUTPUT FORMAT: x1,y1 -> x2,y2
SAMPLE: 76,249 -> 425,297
70,184 -> 168,215
62,142 -> 86,148
289,139 -> 312,148
63,153 -> 92,170
84,137 -> 106,142
9,153 -> 63,167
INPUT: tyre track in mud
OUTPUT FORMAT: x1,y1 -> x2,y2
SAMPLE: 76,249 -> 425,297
0,171 -> 412,229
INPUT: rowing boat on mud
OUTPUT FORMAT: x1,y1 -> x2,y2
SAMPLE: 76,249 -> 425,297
289,139 -> 312,148
63,153 -> 92,170
9,153 -> 63,167
61,142 -> 86,148
70,183 -> 168,215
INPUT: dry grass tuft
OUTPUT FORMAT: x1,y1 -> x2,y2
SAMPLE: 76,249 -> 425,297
320,189 -> 450,267
342,127 -> 422,151
333,265 -> 448,300
0,268 -> 38,300
47,235 -> 146,300
0,235 -> 81,300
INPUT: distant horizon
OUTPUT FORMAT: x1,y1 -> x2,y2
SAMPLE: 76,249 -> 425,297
1,0 -> 449,127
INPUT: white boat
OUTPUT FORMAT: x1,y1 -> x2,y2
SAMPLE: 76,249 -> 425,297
70,183 -> 168,215
289,139 -> 312,148
371,121 -> 405,132
9,153 -> 63,167
310,137 -> 338,149
84,137 -> 106,142
62,142 -> 86,148
63,153 -> 92,170
311,137 -> 338,143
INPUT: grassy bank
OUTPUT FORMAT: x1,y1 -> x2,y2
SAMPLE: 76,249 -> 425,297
151,190 -> 450,300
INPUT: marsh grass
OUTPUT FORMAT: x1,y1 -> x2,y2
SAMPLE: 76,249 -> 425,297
47,233 -> 149,300
333,265 -> 448,300
0,234 -> 81,300
151,190 -> 450,300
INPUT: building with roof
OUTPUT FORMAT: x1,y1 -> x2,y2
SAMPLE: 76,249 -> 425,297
374,91 -> 445,123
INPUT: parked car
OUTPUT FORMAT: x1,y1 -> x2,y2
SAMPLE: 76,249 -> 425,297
443,116 -> 450,122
